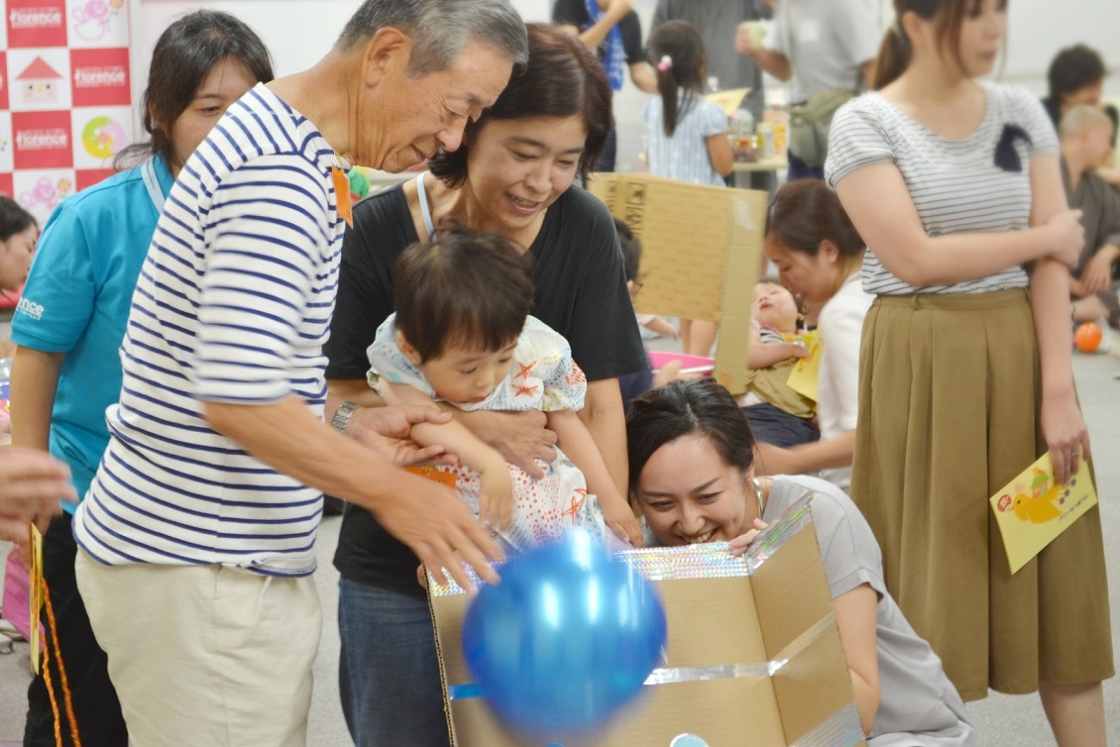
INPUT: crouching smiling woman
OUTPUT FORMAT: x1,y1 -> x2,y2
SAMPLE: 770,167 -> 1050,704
626,379 -> 974,746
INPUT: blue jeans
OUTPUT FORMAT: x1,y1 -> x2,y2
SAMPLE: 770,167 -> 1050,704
337,578 -> 450,747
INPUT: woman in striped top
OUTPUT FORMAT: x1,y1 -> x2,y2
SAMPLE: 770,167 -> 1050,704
827,0 -> 1111,742
644,19 -> 733,357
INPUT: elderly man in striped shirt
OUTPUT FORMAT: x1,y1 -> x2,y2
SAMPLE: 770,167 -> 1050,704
69,2 -> 527,745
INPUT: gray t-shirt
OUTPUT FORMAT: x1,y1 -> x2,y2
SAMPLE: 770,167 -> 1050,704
772,0 -> 880,100
766,476 -> 974,746
652,0 -> 771,120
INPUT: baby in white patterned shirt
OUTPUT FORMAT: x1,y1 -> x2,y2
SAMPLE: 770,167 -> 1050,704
367,227 -> 642,550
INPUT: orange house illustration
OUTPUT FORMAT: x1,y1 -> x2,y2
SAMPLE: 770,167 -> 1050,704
17,57 -> 63,104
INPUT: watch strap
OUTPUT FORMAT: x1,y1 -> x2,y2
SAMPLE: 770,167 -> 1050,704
332,400 -> 360,433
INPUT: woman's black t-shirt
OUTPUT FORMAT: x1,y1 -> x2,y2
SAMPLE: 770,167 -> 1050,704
325,182 -> 648,595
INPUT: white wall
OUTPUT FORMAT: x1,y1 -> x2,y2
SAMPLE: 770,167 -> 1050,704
131,0 -> 1117,173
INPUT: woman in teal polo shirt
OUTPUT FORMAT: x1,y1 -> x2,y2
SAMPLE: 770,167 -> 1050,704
7,12 -> 273,745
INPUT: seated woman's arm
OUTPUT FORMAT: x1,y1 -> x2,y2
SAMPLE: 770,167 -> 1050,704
833,584 -> 882,733
379,381 -> 514,530
748,341 -> 808,370
747,320 -> 808,369
547,408 -> 643,547
755,431 -> 855,475
730,528 -> 880,731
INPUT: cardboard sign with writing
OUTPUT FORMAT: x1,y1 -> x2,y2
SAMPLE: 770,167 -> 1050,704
587,173 -> 765,395
990,449 -> 1098,575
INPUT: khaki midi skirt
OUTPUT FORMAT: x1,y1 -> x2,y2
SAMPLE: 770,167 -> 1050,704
850,289 -> 1113,701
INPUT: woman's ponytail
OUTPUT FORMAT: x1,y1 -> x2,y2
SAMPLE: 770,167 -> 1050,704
873,25 -> 911,90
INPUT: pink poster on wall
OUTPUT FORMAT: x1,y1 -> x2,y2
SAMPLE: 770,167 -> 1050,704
1,0 -> 132,230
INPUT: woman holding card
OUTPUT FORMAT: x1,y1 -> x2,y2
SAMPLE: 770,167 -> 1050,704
827,0 -> 1111,741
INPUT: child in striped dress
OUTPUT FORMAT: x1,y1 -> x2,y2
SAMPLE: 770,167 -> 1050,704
367,226 -> 643,551
644,20 -> 735,358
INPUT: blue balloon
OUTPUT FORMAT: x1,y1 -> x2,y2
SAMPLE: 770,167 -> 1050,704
462,531 -> 667,737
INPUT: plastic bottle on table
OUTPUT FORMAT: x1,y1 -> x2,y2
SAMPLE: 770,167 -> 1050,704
733,108 -> 754,142
757,121 -> 775,159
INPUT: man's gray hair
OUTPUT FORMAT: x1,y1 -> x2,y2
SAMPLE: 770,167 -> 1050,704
1059,104 -> 1113,141
338,0 -> 528,75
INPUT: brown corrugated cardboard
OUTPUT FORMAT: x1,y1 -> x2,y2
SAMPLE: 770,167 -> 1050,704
586,173 -> 766,395
427,502 -> 866,747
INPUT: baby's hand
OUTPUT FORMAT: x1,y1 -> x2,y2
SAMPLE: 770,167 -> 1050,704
789,343 -> 810,359
478,462 -> 514,532
600,493 -> 644,548
728,518 -> 768,556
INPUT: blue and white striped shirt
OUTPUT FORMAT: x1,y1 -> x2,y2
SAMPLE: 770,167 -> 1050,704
73,84 -> 346,576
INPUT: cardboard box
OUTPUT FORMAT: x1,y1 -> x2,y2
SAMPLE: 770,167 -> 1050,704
586,173 -> 767,395
428,501 -> 865,747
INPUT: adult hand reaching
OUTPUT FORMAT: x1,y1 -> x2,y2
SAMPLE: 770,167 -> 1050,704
345,405 -> 459,467
1080,245 -> 1119,295
1040,388 -> 1091,486
0,447 -> 72,523
735,22 -> 762,57
0,447 -> 72,564
372,473 -> 505,593
1043,209 -> 1084,269
728,517 -> 768,556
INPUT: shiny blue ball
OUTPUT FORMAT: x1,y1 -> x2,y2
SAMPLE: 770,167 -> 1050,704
462,531 -> 667,737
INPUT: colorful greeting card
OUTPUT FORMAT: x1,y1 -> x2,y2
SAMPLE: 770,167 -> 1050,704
785,330 -> 822,403
990,449 -> 1097,575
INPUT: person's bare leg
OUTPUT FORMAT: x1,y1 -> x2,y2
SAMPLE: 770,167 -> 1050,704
684,320 -> 718,357
1039,681 -> 1106,747
1071,296 -> 1111,324
679,319 -> 693,356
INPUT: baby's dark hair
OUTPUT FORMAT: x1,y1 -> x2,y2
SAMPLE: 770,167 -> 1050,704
394,225 -> 534,362
615,218 -> 642,283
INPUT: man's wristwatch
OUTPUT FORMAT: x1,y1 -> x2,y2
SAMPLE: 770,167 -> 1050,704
332,400 -> 360,434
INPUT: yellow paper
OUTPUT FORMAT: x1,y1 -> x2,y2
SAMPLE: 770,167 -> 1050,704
705,88 -> 752,117
990,450 -> 1097,575
785,331 -> 822,403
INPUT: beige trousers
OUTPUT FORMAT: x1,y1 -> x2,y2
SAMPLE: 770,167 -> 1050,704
75,550 -> 322,747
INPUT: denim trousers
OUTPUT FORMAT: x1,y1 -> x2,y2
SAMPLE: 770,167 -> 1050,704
337,577 -> 451,747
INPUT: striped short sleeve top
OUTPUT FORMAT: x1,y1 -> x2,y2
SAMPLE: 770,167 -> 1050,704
644,93 -> 729,187
825,83 -> 1058,296
73,84 -> 346,577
